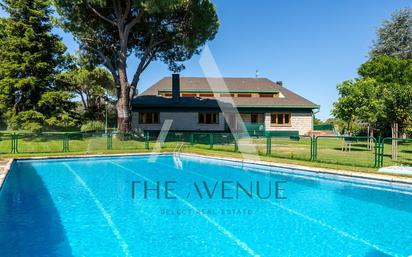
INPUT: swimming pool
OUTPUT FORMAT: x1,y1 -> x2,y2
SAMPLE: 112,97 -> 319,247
1,154 -> 412,257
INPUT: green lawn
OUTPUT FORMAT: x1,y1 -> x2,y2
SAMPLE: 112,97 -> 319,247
1,133 -> 411,175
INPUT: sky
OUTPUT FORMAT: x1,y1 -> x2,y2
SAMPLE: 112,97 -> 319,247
1,1 -> 411,120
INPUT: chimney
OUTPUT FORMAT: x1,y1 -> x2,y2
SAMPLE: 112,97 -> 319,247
172,74 -> 180,103
276,81 -> 283,87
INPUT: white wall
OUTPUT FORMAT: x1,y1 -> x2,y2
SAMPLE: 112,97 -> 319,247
132,112 -> 225,131
264,112 -> 312,135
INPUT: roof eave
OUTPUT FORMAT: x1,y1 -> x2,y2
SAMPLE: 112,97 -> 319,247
234,104 -> 320,109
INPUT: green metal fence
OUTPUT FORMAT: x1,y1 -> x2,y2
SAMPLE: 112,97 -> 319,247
315,136 -> 378,167
378,137 -> 412,167
110,132 -> 147,151
67,132 -> 108,153
267,135 -> 313,161
1,131 -> 411,169
0,133 -> 13,154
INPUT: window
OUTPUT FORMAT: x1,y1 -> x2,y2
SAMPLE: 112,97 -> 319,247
251,114 -> 258,124
199,93 -> 215,97
270,113 -> 291,125
237,93 -> 252,97
182,93 -> 197,97
198,112 -> 219,124
164,93 -> 172,97
139,112 -> 160,124
259,93 -> 275,98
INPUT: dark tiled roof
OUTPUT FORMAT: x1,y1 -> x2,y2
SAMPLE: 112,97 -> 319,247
132,95 -> 232,109
136,77 -> 318,109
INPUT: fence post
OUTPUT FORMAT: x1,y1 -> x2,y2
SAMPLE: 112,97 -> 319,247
11,133 -> 17,154
310,136 -> 313,161
63,133 -> 69,152
378,136 -> 384,167
107,132 -> 112,150
209,133 -> 213,149
234,133 -> 239,152
144,131 -> 149,150
190,133 -> 194,145
373,137 -> 378,168
266,135 -> 271,156
314,136 -> 318,161
13,133 -> 18,154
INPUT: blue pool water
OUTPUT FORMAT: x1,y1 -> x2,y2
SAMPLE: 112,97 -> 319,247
1,155 -> 412,257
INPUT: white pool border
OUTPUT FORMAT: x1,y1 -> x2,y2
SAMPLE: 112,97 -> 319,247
1,152 -> 412,190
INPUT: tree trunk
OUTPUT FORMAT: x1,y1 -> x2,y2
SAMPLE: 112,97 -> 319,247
369,128 -> 374,151
346,120 -> 351,135
116,65 -> 131,132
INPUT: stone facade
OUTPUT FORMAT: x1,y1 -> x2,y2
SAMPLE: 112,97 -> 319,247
131,112 -> 225,131
264,112 -> 312,135
132,111 -> 312,135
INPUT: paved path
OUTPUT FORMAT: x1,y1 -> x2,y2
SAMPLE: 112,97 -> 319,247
0,158 -> 11,188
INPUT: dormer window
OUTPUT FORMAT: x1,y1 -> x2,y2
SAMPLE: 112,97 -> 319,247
259,93 -> 275,98
199,93 -> 214,97
182,93 -> 197,97
237,93 -> 252,97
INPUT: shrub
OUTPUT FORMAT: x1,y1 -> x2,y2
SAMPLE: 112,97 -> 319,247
80,120 -> 104,132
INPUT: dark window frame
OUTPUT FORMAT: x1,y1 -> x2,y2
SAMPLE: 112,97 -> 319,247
237,93 -> 252,97
259,93 -> 275,98
270,113 -> 291,126
182,93 -> 197,97
139,112 -> 160,124
199,93 -> 215,97
251,114 -> 259,124
198,112 -> 219,124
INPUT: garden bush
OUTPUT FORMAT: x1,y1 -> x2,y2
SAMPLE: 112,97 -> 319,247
80,121 -> 104,132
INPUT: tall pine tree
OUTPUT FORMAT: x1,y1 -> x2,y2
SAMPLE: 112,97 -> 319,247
0,0 -> 76,131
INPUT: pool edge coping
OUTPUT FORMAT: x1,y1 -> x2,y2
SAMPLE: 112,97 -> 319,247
5,152 -> 412,188
178,153 -> 412,188
0,158 -> 14,190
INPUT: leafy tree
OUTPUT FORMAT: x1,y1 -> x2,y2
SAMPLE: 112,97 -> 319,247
370,8 -> 412,59
332,78 -> 385,136
332,80 -> 360,134
0,0 -> 75,131
54,0 -> 219,132
57,64 -> 115,120
359,56 -> 412,130
8,110 -> 45,133
335,42 -> 412,158
37,92 -> 79,128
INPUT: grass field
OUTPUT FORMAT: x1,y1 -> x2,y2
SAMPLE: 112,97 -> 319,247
1,133 -> 411,173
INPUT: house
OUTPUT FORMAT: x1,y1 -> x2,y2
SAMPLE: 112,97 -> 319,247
131,74 -> 319,135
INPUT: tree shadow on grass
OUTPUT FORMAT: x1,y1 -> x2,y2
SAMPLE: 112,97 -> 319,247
0,163 -> 73,257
